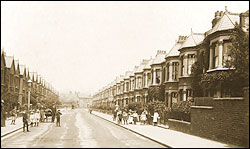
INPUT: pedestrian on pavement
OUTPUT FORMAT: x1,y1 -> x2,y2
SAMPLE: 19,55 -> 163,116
89,108 -> 92,114
1,100 -> 6,127
117,110 -> 123,125
146,111 -> 152,125
40,108 -> 45,123
55,109 -> 62,127
122,110 -> 128,125
11,106 -> 17,125
52,105 -> 57,123
133,111 -> 138,125
30,111 -> 35,127
113,108 -> 118,121
140,110 -> 147,125
35,109 -> 40,127
23,110 -> 30,132
153,110 -> 160,126
128,109 -> 133,124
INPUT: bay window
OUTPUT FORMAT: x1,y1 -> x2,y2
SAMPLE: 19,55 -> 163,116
172,62 -> 179,81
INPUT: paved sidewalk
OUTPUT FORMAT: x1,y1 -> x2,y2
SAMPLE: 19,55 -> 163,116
1,117 -> 24,137
1,108 -> 67,137
91,110 -> 242,148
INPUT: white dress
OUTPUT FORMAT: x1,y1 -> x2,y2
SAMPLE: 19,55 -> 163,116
128,114 -> 133,124
141,113 -> 147,121
35,112 -> 40,122
153,112 -> 159,123
30,114 -> 35,123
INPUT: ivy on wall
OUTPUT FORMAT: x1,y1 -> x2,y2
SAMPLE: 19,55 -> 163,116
191,24 -> 249,97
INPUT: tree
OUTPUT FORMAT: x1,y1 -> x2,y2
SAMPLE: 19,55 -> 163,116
148,84 -> 165,102
229,23 -> 249,87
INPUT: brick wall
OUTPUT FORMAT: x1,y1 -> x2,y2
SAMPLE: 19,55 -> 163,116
191,87 -> 249,147
168,119 -> 191,134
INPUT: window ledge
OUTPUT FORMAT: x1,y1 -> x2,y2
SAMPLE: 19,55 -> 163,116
207,67 -> 235,72
191,106 -> 214,109
165,80 -> 178,83
213,97 -> 244,100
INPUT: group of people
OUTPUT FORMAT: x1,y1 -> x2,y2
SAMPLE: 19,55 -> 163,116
22,106 -> 62,132
113,107 -> 160,126
29,109 -> 41,127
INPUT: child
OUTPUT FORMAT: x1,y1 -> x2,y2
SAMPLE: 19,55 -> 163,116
140,110 -> 147,125
30,111 -> 35,127
55,110 -> 62,127
133,111 -> 138,125
35,109 -> 40,127
122,110 -> 128,125
118,110 -> 123,125
11,107 -> 17,125
153,111 -> 160,126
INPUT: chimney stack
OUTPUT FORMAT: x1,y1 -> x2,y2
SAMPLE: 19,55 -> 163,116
212,10 -> 222,28
156,50 -> 166,55
177,35 -> 187,43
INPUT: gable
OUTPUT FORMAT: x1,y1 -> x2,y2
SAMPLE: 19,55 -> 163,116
10,61 -> 15,74
1,55 -> 5,68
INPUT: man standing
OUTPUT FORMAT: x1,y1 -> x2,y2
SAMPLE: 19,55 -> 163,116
55,109 -> 62,127
23,110 -> 30,132
51,104 -> 56,123
1,100 -> 6,127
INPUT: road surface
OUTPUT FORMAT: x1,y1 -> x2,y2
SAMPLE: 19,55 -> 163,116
1,109 -> 166,148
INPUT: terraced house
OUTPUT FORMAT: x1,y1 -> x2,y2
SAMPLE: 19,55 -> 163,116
1,50 -> 60,113
92,8 -> 249,109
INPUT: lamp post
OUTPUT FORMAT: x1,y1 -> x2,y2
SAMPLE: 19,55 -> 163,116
27,79 -> 32,112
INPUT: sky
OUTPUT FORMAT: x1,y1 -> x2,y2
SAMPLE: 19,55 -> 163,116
1,1 -> 249,96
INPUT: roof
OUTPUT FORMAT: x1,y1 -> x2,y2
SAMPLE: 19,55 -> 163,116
5,56 -> 14,68
43,79 -> 45,86
1,50 -> 6,65
135,59 -> 149,73
166,42 -> 182,57
111,80 -> 116,86
151,50 -> 166,65
14,60 -> 19,71
115,76 -> 121,84
180,33 -> 205,49
29,72 -> 37,82
144,58 -> 154,70
37,75 -> 41,83
207,11 -> 240,35
124,71 -> 132,79
19,65 -> 26,76
129,66 -> 139,77
118,75 -> 124,83
26,67 -> 29,78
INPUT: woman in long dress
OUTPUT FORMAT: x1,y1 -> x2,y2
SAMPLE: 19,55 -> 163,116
153,111 -> 159,126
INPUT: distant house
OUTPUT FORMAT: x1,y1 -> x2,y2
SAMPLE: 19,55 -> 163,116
18,65 -> 27,106
1,50 -> 6,101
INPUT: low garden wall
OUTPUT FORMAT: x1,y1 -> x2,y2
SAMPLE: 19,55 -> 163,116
168,119 -> 191,134
191,87 -> 249,147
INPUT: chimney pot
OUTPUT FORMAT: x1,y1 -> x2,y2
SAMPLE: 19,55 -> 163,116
215,11 -> 220,18
220,11 -> 224,16
179,36 -> 181,41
